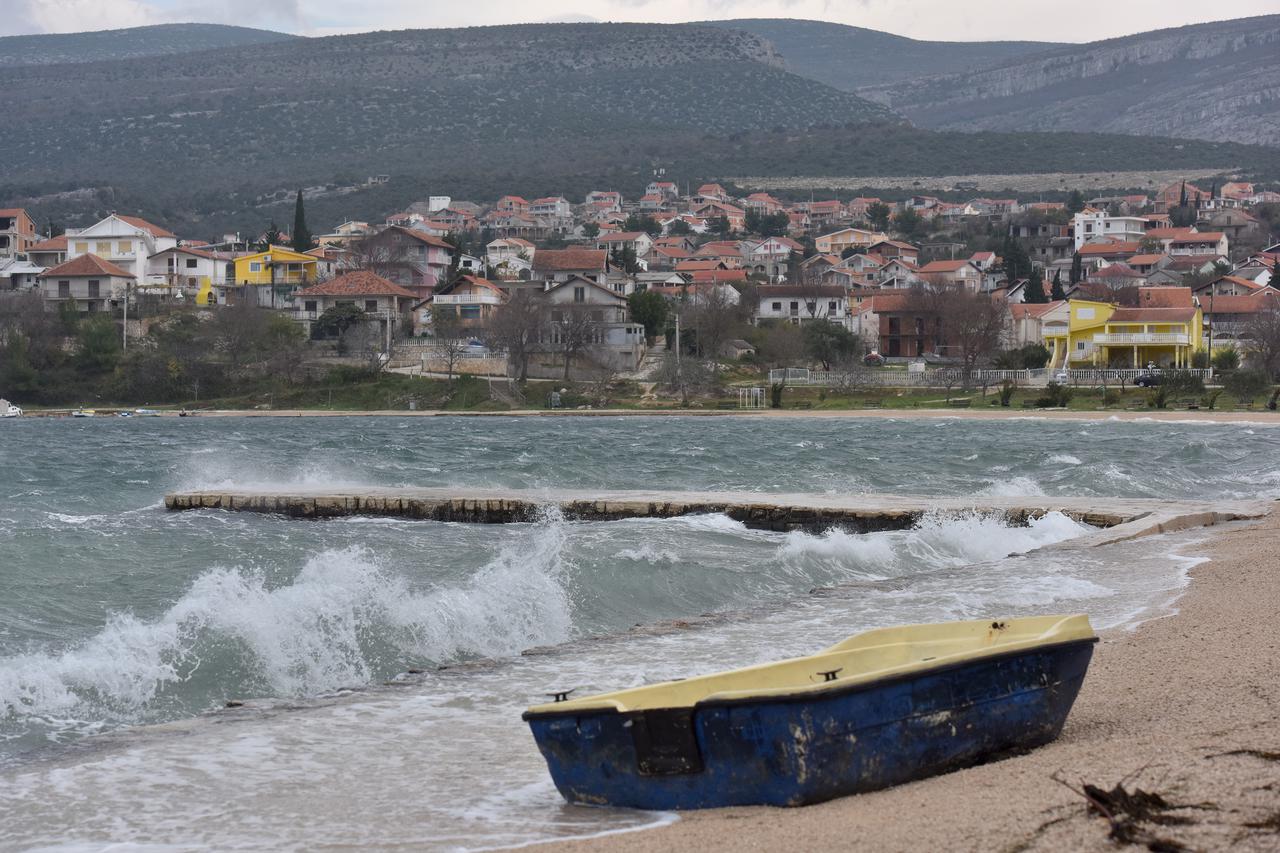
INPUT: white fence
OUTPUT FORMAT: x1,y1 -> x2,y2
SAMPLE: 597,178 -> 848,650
768,368 -> 1213,388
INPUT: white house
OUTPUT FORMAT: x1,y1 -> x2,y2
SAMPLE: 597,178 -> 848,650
64,214 -> 178,281
755,284 -> 851,329
146,246 -> 226,299
38,254 -> 135,312
1072,208 -> 1147,251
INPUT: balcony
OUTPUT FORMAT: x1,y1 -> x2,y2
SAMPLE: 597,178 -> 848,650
433,293 -> 503,306
1092,333 -> 1189,346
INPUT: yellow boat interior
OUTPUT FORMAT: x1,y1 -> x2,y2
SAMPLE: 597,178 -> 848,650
526,614 -> 1096,715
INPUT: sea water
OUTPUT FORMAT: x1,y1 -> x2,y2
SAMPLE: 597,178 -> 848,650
0,415 -> 1276,850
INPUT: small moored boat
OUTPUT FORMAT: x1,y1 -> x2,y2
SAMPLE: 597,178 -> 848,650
1,399 -> 21,418
524,615 -> 1097,810
71,409 -> 96,418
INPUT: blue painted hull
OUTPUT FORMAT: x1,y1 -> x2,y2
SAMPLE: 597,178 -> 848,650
524,639 -> 1096,809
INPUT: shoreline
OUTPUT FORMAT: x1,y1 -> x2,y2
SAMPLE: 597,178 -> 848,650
12,407 -> 1280,424
547,510 -> 1280,853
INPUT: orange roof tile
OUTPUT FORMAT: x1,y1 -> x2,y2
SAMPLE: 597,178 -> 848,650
41,253 -> 132,278
295,271 -> 416,299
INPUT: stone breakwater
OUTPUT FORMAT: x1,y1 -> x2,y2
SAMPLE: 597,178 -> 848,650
162,488 -> 1270,538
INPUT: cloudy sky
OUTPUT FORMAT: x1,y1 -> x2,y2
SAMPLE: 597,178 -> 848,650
6,0 -> 1277,41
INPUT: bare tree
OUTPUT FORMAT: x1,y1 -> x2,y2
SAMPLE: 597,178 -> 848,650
758,321 -> 806,368
683,285 -> 743,359
483,289 -> 546,381
549,304 -> 602,381
907,283 -> 1006,385
349,235 -> 412,280
1244,300 -> 1280,379
430,307 -> 471,382
209,299 -> 271,373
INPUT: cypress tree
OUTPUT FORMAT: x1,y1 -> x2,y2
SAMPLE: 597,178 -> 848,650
1051,269 -> 1066,301
1024,267 -> 1047,304
291,190 -> 312,253
1069,252 -> 1083,285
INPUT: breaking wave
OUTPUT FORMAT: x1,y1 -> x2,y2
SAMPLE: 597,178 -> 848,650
0,519 -> 572,729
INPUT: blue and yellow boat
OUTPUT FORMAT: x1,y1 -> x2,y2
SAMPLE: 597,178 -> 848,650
524,615 -> 1097,809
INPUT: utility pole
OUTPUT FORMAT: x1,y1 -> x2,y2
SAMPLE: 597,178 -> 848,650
1207,289 -> 1214,378
675,313 -> 687,406
122,280 -> 130,350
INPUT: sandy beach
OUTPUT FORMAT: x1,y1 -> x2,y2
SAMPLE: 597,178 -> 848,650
548,510 -> 1280,853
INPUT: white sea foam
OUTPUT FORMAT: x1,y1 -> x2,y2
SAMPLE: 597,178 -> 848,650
615,544 -> 681,564
1048,454 -> 1083,465
978,475 -> 1047,496
0,519 -> 573,723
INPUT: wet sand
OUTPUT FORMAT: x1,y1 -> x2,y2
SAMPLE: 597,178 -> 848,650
549,510 -> 1280,853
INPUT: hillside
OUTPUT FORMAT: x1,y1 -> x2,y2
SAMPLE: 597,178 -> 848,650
707,19 -> 1063,90
0,23 -> 296,67
0,22 -> 892,231
1,21 -> 1277,237
862,15 -> 1280,146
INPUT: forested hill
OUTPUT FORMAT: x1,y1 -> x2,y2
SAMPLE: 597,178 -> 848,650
0,23 -> 296,67
707,19 -> 1063,90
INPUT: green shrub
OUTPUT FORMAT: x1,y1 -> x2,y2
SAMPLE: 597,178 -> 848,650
770,382 -> 785,409
1165,369 -> 1206,396
1102,389 -> 1120,407
998,380 -> 1015,407
1034,381 -> 1072,408
1223,369 -> 1271,405
1211,347 -> 1240,372
1148,386 -> 1170,409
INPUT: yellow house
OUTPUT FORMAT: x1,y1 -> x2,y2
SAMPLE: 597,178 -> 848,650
232,245 -> 320,285
1046,298 -> 1203,369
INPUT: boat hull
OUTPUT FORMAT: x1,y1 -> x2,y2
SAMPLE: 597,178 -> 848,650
526,639 -> 1095,809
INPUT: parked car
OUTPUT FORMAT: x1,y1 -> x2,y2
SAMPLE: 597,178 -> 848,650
863,352 -> 885,367
1134,372 -> 1164,387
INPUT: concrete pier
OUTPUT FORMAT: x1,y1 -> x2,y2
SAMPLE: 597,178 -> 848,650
163,487 -> 1270,540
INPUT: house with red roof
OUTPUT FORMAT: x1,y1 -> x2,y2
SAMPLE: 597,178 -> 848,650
694,184 -> 731,204
691,201 -> 746,232
293,271 -> 417,337
1073,208 -> 1147,251
146,245 -> 226,299
814,227 -> 888,255
1006,300 -> 1068,348
1168,231 -> 1229,258
918,259 -> 982,292
39,254 -> 134,312
0,209 -> 37,260
1200,288 -> 1279,348
496,196 -> 531,215
63,213 -> 179,281
595,231 -> 654,259
422,275 -> 508,332
742,193 -> 784,214
354,226 -> 456,299
532,248 -> 611,287
25,234 -> 66,268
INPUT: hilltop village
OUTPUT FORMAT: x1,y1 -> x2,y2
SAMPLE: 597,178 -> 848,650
1,179 -> 1279,410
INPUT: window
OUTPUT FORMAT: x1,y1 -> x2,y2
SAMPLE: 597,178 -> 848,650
249,262 -> 262,272
829,301 -> 838,313
573,286 -> 585,303
87,280 -> 99,298
365,300 -> 378,312
117,242 -> 133,255
96,242 -> 112,255
336,300 -> 355,308
58,281 -> 71,297
772,301 -> 781,311
789,301 -> 798,314
304,300 -> 317,312
460,306 -> 481,320
186,258 -> 198,269
287,263 -> 302,272
1077,341 -> 1087,351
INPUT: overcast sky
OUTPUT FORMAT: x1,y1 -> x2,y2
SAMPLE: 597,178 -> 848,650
6,0 -> 1277,41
